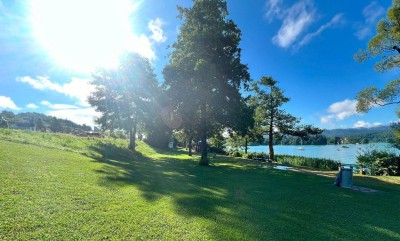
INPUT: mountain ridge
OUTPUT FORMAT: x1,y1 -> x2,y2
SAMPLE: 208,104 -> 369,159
323,125 -> 391,137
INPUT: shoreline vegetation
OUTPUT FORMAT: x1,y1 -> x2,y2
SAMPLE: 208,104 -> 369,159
226,149 -> 338,171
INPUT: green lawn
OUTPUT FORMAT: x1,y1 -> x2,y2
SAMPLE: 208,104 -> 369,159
1,130 -> 399,240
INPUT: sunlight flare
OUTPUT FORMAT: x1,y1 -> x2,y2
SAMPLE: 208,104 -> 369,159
30,0 -> 137,71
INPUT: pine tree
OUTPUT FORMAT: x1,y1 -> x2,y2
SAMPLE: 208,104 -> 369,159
163,0 -> 250,165
89,53 -> 159,151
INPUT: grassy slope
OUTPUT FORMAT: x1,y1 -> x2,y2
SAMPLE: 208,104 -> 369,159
0,129 -> 399,240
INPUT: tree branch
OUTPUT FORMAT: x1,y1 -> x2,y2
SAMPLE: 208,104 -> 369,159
393,45 -> 400,54
376,100 -> 400,106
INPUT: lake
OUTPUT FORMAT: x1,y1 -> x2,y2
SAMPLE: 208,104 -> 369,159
248,143 -> 399,164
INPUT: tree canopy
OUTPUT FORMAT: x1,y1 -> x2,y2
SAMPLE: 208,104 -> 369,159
89,53 -> 159,151
163,0 -> 250,165
355,0 -> 400,112
251,77 -> 299,160
250,77 -> 322,160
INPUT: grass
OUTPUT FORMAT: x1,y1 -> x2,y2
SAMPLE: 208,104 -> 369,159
1,129 -> 400,240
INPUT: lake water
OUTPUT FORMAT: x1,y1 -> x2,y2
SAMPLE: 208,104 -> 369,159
248,143 -> 399,164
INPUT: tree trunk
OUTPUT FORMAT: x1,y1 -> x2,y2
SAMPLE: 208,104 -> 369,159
199,100 -> 208,166
268,115 -> 274,161
128,119 -> 137,151
245,137 -> 248,154
188,136 -> 193,156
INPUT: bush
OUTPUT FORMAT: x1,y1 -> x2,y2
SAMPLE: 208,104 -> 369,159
144,123 -> 171,149
275,155 -> 338,170
243,152 -> 255,159
357,149 -> 400,176
227,148 -> 243,157
208,146 -> 226,155
110,131 -> 127,139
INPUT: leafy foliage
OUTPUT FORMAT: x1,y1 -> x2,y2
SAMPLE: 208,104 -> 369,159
391,120 -> 400,149
355,0 -> 400,72
89,53 -> 160,150
277,135 -> 328,145
163,0 -> 250,165
250,77 -> 322,160
357,149 -> 400,176
275,155 -> 338,171
355,0 -> 400,112
35,117 -> 46,132
50,117 -> 63,133
356,79 -> 400,112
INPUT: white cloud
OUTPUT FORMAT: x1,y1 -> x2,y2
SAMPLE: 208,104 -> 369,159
353,121 -> 382,128
266,1 -> 344,49
320,99 -> 358,124
148,18 -> 166,43
265,0 -> 283,22
125,18 -> 166,60
39,100 -> 98,126
127,34 -> 156,60
26,103 -> 38,109
41,100 -> 78,110
16,76 -> 94,106
363,1 -> 385,24
16,76 -> 101,126
0,96 -> 20,110
355,1 -> 385,40
296,13 -> 344,48
355,27 -> 371,40
271,0 -> 315,48
47,108 -> 99,126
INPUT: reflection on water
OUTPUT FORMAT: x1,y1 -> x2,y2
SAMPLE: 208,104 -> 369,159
274,165 -> 292,170
248,143 -> 399,164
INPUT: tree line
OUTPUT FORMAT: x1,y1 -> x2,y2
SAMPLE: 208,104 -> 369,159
0,111 -> 92,133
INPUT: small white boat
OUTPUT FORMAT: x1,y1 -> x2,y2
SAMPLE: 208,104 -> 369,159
297,147 -> 305,150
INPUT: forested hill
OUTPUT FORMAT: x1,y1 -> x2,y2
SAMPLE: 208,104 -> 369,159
274,125 -> 394,145
323,126 -> 391,137
0,110 -> 92,132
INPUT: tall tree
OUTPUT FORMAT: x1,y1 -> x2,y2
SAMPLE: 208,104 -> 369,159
229,97 -> 260,154
50,117 -> 63,133
35,117 -> 46,132
141,91 -> 173,149
355,0 -> 400,112
251,77 -> 300,161
163,0 -> 250,165
0,117 -> 9,128
89,53 -> 159,151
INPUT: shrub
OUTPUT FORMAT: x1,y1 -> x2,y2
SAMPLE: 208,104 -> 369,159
208,146 -> 226,155
110,131 -> 127,139
275,155 -> 338,170
357,149 -> 400,176
243,152 -> 255,159
227,148 -> 243,157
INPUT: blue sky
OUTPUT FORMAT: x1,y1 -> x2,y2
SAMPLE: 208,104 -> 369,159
0,0 -> 397,129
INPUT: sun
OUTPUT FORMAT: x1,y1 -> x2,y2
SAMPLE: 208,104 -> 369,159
30,0 -> 136,71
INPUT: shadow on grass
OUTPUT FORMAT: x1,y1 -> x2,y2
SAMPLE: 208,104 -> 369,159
87,142 -> 400,240
353,175 -> 400,192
